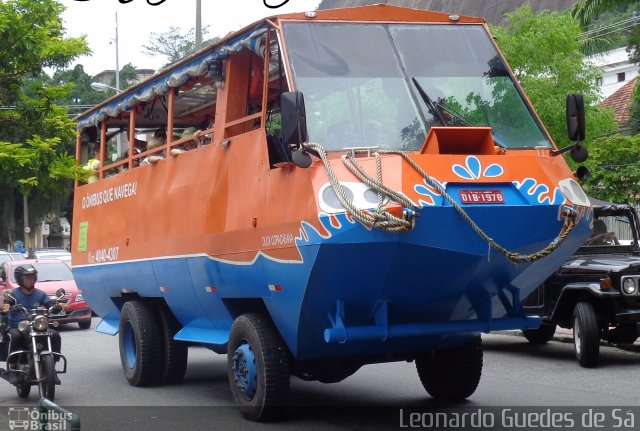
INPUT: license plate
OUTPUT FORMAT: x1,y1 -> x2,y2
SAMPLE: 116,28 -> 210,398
459,189 -> 505,204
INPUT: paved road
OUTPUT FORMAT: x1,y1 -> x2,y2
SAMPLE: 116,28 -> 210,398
1,319 -> 639,430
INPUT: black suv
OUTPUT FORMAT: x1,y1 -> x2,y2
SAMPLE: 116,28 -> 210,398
522,199 -> 640,367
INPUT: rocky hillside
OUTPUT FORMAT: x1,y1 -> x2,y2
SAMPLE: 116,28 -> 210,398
317,0 -> 578,25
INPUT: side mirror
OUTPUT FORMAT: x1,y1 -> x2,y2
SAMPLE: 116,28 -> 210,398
566,94 -> 585,142
551,94 -> 588,162
570,143 -> 588,163
574,165 -> 589,181
3,291 -> 16,306
55,288 -> 66,299
281,91 -> 310,168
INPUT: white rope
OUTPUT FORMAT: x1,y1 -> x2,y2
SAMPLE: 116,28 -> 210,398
304,143 -> 577,263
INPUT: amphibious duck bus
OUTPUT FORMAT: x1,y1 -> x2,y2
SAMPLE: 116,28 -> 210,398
72,5 -> 592,420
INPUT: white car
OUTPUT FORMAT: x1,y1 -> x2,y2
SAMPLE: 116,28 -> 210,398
28,248 -> 72,266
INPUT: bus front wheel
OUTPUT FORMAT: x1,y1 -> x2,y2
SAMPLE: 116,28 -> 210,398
416,336 -> 483,402
227,314 -> 289,421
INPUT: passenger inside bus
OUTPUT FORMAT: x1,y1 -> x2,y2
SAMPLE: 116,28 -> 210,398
147,130 -> 166,152
247,52 -> 265,115
83,146 -> 101,183
171,127 -> 201,155
140,130 -> 166,165
117,147 -> 142,172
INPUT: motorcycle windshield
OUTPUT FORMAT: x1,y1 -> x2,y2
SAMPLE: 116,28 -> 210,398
283,22 -> 551,151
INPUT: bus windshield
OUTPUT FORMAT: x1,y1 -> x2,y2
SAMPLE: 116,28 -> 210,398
283,23 -> 551,152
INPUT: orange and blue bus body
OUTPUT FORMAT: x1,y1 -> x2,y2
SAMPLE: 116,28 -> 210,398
71,5 -> 592,419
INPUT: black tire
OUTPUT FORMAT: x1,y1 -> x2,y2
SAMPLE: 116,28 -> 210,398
227,314 -> 290,421
78,318 -> 92,330
155,303 -> 188,384
573,302 -> 600,367
119,301 -> 162,386
522,323 -> 557,344
416,336 -> 483,402
39,355 -> 56,401
16,382 -> 30,399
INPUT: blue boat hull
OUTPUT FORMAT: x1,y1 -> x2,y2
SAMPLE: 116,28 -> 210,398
74,201 -> 591,361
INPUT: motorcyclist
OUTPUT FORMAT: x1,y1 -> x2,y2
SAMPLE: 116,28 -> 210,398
1,264 -> 66,369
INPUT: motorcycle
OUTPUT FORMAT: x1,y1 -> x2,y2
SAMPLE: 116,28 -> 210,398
0,288 -> 68,401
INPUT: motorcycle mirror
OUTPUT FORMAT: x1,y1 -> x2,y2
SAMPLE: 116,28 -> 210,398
3,291 -> 16,306
55,288 -> 66,298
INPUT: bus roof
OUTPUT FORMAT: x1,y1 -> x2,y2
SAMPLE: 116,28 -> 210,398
74,4 -> 485,129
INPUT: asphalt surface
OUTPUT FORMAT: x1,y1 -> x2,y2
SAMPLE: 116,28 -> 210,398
0,321 -> 639,430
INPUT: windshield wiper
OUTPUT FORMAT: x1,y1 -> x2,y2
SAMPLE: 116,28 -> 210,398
412,79 -> 507,149
412,77 -> 448,126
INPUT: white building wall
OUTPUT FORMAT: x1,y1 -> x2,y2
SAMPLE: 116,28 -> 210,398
587,47 -> 639,99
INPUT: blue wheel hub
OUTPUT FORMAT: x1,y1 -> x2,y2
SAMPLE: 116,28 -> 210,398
123,321 -> 137,369
231,342 -> 257,399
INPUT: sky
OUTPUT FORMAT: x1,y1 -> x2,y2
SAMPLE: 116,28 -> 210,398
59,0 -> 321,76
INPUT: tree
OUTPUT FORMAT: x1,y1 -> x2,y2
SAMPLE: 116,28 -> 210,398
572,0 -> 637,27
48,64 -> 108,120
492,5 -> 616,154
142,26 -> 219,68
573,2 -> 640,55
582,134 -> 640,203
0,0 -> 89,249
117,63 -> 139,90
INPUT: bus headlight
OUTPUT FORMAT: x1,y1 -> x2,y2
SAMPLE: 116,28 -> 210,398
34,315 -> 49,331
622,277 -> 638,295
319,182 -> 390,214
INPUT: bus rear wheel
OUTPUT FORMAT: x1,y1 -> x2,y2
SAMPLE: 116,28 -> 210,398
119,301 -> 162,386
227,314 -> 289,421
416,336 -> 483,402
155,303 -> 188,384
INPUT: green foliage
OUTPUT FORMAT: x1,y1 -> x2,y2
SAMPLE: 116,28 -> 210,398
0,0 -> 89,247
0,0 -> 89,102
142,26 -> 220,68
627,81 -> 640,133
582,134 -> 640,203
573,1 -> 640,54
117,63 -> 139,90
629,26 -> 640,63
573,0 -> 638,27
48,64 -> 107,107
492,5 -> 617,154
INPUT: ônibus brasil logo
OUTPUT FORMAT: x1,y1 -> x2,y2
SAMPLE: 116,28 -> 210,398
8,407 -> 72,431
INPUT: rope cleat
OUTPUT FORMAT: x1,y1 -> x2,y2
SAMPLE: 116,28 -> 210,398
402,208 -> 416,228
